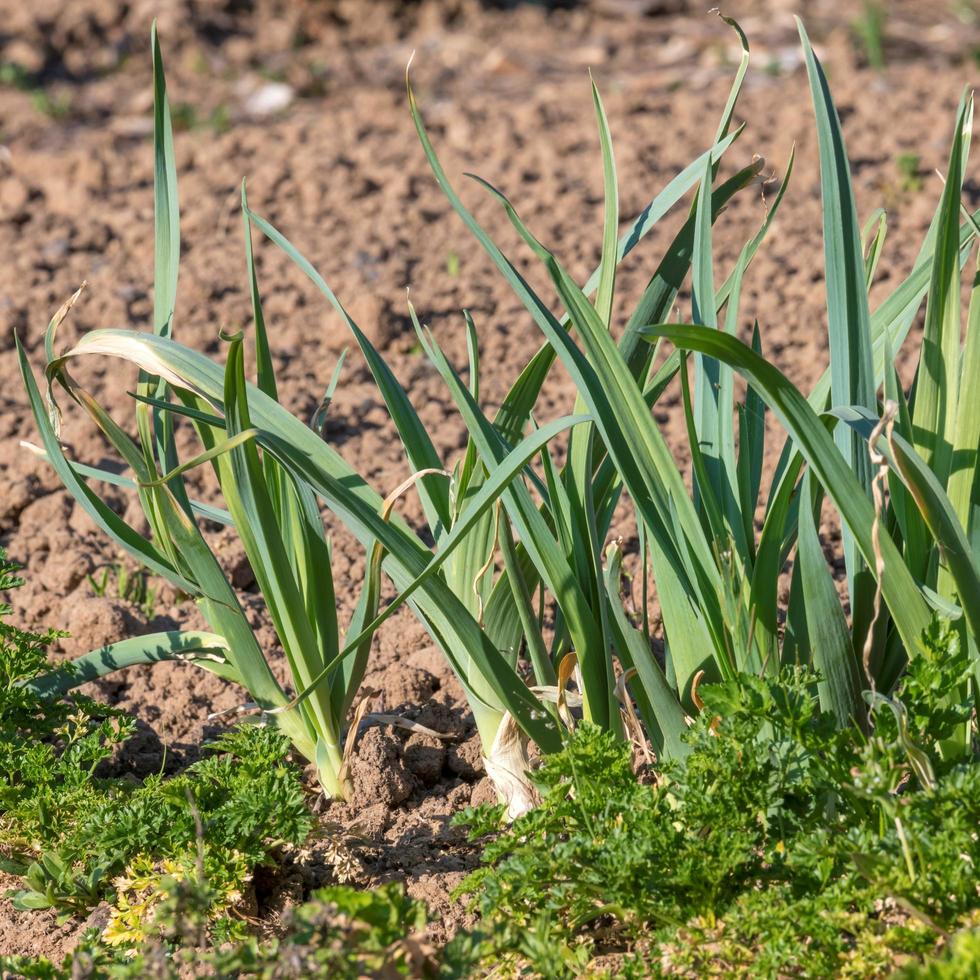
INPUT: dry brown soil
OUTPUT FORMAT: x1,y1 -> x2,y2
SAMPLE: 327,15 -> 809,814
0,0 -> 977,963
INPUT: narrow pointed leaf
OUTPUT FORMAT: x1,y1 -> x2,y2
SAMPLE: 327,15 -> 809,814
26,631 -> 234,698
798,17 -> 876,602
797,473 -> 864,726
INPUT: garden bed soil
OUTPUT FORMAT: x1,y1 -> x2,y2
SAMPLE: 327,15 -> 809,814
0,0 -> 977,962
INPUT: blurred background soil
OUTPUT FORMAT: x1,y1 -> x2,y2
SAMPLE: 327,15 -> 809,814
0,0 -> 978,960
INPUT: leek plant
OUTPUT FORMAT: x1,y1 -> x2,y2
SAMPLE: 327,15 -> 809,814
17,27 -> 390,799
261,17 -> 775,787
17,29 -> 556,800
19,26 -> 586,807
645,22 -> 980,754
411,16 -> 980,758
205,19 -> 768,804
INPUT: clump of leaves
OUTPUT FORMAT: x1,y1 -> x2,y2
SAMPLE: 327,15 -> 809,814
453,670 -> 845,972
453,624 -> 980,977
5,723 -> 312,941
0,549 -> 313,947
0,549 -> 136,914
207,883 -> 430,978
898,917 -> 980,979
1,881 -> 429,979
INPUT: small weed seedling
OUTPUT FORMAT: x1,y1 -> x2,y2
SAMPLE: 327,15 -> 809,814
896,151 -> 924,193
87,562 -> 160,619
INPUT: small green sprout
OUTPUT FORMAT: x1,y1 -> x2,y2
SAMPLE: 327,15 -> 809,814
896,151 -> 924,192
